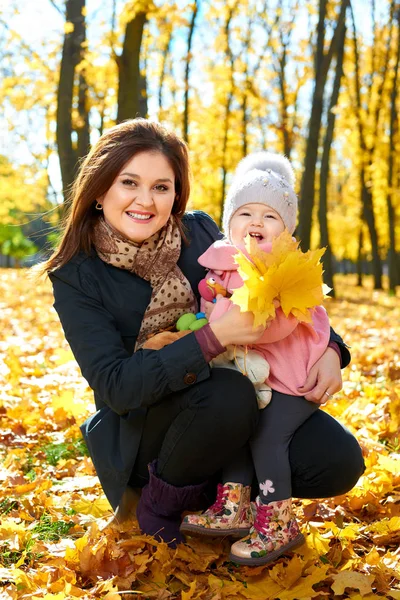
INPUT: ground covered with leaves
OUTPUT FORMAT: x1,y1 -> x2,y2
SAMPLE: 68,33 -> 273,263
0,269 -> 399,600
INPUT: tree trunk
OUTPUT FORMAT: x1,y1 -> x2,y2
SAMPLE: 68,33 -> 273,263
356,226 -> 363,286
56,0 -> 86,211
298,0 -> 349,251
240,11 -> 256,159
387,6 -> 400,294
116,10 -> 147,123
350,4 -> 383,289
319,23 -> 346,298
183,1 -> 198,143
220,6 -> 236,216
158,25 -> 172,116
76,70 -> 90,159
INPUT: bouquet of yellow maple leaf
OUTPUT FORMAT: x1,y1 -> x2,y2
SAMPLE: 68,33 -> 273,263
231,230 -> 330,328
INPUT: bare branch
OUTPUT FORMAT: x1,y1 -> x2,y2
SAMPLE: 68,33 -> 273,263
48,0 -> 65,17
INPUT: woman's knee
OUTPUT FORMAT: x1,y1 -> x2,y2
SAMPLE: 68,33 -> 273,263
200,368 -> 259,438
328,432 -> 365,495
290,410 -> 365,498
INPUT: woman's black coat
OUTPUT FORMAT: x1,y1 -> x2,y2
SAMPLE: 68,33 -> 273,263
50,211 -> 350,509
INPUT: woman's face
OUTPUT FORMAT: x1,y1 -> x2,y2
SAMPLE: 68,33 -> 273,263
100,151 -> 176,244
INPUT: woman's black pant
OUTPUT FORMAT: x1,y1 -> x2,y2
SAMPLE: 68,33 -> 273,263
129,368 -> 365,499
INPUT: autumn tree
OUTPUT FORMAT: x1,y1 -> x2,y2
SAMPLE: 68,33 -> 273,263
56,0 -> 89,212
298,0 -> 349,251
386,5 -> 400,293
116,3 -> 150,123
347,1 -> 397,289
183,1 -> 198,143
318,21 -> 347,297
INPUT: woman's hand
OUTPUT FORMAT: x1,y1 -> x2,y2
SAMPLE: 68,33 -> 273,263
298,347 -> 342,404
209,301 -> 265,347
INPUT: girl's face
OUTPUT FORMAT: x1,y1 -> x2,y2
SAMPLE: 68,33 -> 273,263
100,151 -> 176,244
229,203 -> 285,246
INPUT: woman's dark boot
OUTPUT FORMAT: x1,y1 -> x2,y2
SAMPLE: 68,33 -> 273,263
136,460 -> 207,547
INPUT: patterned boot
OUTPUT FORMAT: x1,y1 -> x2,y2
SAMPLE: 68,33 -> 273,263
229,496 -> 305,565
180,482 -> 253,538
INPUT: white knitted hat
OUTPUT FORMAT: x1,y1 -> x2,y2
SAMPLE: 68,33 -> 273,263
222,152 -> 298,237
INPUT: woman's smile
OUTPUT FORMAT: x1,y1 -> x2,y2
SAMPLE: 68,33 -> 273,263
125,210 -> 154,222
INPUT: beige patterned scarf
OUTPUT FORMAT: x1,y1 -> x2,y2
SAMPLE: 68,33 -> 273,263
92,216 -> 198,350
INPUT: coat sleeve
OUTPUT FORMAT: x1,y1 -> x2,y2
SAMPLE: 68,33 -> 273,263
329,326 -> 351,368
50,267 -> 211,416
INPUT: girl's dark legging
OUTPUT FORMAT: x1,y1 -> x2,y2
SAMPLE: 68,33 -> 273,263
129,369 -> 365,500
223,392 -> 319,501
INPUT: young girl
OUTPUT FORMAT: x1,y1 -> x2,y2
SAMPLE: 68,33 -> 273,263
181,152 -> 339,566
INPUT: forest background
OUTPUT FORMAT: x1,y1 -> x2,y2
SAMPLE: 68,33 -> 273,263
1,0 -> 400,296
1,1 -> 400,599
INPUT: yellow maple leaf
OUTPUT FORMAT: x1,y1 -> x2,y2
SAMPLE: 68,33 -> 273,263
331,571 -> 375,596
277,564 -> 329,599
70,496 -> 112,518
269,554 -> 304,589
305,525 -> 332,555
232,231 -> 327,327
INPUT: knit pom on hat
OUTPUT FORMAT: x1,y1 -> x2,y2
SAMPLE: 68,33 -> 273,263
222,151 -> 298,237
232,152 -> 295,188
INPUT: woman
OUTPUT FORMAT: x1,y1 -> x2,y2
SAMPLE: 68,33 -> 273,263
45,118 -> 364,549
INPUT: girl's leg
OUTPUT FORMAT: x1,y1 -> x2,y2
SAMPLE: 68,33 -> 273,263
250,392 -> 318,502
230,392 -> 365,565
230,392 -> 318,566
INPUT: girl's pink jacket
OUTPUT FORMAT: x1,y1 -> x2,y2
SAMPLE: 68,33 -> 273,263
198,239 -> 331,397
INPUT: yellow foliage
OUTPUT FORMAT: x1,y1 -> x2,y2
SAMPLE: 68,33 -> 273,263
64,22 -> 74,34
231,231 -> 327,326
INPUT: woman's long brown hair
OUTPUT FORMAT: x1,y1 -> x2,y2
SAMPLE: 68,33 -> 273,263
43,118 -> 191,273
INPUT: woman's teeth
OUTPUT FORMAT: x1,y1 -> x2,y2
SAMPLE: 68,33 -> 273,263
127,212 -> 152,220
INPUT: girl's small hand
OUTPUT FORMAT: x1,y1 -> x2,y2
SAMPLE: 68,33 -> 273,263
298,347 -> 342,404
203,300 -> 215,320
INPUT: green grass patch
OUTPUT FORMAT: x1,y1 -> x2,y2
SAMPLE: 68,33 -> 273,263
0,498 -> 19,516
42,437 -> 89,466
32,514 -> 75,542
0,539 -> 41,568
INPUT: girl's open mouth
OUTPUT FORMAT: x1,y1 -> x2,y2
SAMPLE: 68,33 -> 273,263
249,232 -> 264,242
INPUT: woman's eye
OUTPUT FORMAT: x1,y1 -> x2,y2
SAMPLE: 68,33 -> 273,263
122,179 -> 136,186
154,184 -> 168,191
